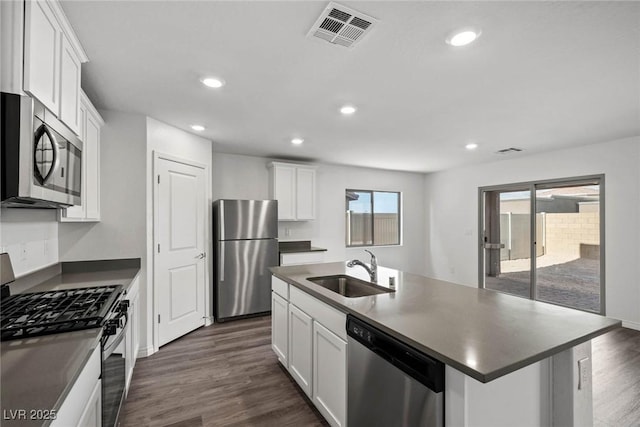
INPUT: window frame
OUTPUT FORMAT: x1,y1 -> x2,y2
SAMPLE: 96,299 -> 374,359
345,189 -> 402,248
477,174 -> 605,315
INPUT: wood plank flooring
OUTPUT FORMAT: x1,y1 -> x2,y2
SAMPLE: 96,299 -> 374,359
121,316 -> 327,427
122,316 -> 640,427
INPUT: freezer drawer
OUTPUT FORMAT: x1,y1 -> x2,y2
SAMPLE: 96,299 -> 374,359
214,239 -> 278,320
213,199 -> 278,240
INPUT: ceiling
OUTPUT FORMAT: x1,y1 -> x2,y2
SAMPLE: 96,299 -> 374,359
60,1 -> 640,173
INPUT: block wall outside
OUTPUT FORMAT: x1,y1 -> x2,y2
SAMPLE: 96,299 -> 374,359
544,212 -> 600,258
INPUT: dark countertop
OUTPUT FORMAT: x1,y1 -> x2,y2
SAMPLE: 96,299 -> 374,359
278,240 -> 327,254
279,246 -> 328,254
10,258 -> 141,295
0,329 -> 102,427
271,262 -> 621,383
1,258 -> 141,426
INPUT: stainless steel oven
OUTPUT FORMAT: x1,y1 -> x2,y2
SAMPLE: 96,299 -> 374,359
101,297 -> 130,427
1,92 -> 82,208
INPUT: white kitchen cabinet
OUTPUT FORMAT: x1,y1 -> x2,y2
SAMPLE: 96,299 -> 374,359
77,378 -> 101,427
271,292 -> 289,366
313,322 -> 347,427
268,162 -> 316,221
271,275 -> 347,426
1,1 -> 24,94
288,303 -> 313,397
23,0 -> 88,133
280,251 -> 325,266
52,344 -> 101,427
125,276 -> 140,394
58,33 -> 82,134
60,91 -> 103,222
23,0 -> 61,114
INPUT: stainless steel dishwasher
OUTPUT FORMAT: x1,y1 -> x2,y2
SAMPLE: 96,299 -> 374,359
347,315 -> 445,427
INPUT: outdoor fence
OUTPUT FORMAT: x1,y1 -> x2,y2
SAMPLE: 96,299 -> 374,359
499,212 -> 600,261
346,212 -> 399,246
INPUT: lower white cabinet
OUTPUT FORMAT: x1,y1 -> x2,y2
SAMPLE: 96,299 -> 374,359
271,292 -> 289,366
313,322 -> 347,427
280,251 -> 325,266
77,378 -> 102,427
52,345 -> 101,427
288,303 -> 313,397
125,277 -> 140,394
271,276 -> 347,427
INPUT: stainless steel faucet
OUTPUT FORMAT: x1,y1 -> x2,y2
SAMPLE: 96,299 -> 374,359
347,249 -> 378,282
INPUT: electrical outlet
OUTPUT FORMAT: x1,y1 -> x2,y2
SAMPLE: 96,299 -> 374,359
285,228 -> 291,237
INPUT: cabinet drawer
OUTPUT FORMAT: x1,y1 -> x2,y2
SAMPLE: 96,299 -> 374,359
289,286 -> 346,341
272,276 -> 289,299
280,251 -> 325,266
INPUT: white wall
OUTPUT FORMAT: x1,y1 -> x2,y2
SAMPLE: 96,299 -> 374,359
59,110 -> 149,341
146,117 -> 212,351
0,209 -> 58,277
423,137 -> 640,328
212,152 -> 426,274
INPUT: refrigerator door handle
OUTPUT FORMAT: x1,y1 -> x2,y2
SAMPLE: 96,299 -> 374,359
219,242 -> 225,282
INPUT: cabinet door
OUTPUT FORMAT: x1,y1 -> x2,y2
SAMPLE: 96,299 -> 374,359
273,165 -> 296,220
271,292 -> 289,366
59,34 -> 81,134
24,0 -> 61,113
313,322 -> 347,427
288,303 -> 313,397
77,378 -> 101,427
296,168 -> 316,220
131,290 -> 140,363
84,113 -> 101,220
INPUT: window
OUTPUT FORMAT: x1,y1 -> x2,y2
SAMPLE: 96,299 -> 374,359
346,190 -> 401,247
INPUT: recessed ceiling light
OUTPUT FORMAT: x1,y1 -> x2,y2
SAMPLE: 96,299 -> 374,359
465,142 -> 478,150
191,125 -> 205,132
340,105 -> 357,115
291,138 -> 304,145
446,29 -> 481,47
201,77 -> 225,88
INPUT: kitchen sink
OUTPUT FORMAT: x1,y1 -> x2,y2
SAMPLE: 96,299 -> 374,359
306,275 -> 395,298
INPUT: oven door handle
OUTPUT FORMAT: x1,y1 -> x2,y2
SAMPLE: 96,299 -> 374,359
102,325 -> 126,360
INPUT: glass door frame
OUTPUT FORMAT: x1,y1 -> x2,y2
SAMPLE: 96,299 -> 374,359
478,174 -> 606,315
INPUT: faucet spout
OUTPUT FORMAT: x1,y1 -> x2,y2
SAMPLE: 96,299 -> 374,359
347,250 -> 378,282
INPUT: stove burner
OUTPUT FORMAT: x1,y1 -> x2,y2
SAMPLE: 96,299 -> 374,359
0,285 -> 123,341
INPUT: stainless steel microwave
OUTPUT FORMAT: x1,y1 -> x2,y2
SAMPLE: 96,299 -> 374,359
1,92 -> 82,208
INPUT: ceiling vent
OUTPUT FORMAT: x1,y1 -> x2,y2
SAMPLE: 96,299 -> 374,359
307,2 -> 377,48
496,147 -> 523,154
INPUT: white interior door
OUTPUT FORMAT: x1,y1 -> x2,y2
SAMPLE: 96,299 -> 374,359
156,156 -> 206,346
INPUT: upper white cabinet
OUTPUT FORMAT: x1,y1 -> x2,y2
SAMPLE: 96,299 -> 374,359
23,0 -> 88,135
58,33 -> 82,134
269,162 -> 316,221
60,91 -> 103,222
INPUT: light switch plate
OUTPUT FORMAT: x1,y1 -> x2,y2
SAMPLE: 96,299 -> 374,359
578,357 -> 590,390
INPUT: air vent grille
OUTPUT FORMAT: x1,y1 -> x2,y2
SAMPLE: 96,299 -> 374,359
307,2 -> 377,48
496,147 -> 524,154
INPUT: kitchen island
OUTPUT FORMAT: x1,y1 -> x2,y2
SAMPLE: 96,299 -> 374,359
271,262 -> 621,427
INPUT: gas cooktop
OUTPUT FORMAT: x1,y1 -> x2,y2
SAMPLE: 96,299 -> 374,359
0,285 -> 123,341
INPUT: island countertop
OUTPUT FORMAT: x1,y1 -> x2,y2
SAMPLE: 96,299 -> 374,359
270,262 -> 621,383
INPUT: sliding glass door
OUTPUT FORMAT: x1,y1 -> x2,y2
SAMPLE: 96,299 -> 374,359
479,176 -> 604,314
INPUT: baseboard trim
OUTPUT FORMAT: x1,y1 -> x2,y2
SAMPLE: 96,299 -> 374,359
138,345 -> 156,358
622,320 -> 640,331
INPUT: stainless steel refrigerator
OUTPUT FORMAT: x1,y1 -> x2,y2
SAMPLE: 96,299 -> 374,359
213,199 -> 278,321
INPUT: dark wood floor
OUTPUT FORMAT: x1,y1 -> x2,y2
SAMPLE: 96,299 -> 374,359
121,316 -> 327,427
122,317 -> 639,427
593,327 -> 640,427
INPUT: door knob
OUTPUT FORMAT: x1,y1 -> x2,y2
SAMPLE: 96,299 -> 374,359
196,252 -> 206,259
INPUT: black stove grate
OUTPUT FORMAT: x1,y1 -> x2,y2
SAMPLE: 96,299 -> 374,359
0,285 -> 123,341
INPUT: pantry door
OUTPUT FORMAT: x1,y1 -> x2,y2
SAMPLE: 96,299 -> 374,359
155,154 -> 207,347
